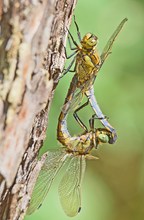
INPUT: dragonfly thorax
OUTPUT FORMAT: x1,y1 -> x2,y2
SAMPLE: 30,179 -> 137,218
81,33 -> 98,50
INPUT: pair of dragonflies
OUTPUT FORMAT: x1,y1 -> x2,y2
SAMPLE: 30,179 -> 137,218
27,16 -> 127,217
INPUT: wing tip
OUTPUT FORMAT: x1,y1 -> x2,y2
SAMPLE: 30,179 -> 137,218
78,206 -> 81,213
123,17 -> 128,22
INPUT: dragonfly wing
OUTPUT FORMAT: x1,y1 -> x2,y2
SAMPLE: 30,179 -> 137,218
69,89 -> 84,111
62,89 -> 83,113
58,155 -> 86,217
70,78 -> 96,111
100,18 -> 128,64
27,149 -> 68,215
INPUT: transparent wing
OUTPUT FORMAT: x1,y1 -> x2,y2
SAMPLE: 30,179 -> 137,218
62,71 -> 95,114
62,88 -> 84,113
62,77 -> 94,113
58,155 -> 86,217
27,149 -> 68,215
101,18 -> 128,64
68,88 -> 84,111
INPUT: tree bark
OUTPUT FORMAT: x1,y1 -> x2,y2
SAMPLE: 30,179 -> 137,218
0,0 -> 77,219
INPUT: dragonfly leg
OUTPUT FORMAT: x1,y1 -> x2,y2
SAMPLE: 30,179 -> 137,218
68,36 -> 77,50
85,88 -> 117,143
73,100 -> 89,132
67,28 -> 79,48
64,46 -> 77,59
89,112 -> 116,144
89,115 -> 95,131
61,57 -> 76,77
67,63 -> 76,73
89,115 -> 112,146
89,114 -> 107,131
73,15 -> 82,42
87,115 -> 99,149
90,113 -> 109,121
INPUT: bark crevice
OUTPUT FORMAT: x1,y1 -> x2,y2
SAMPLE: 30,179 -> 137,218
0,0 -> 77,219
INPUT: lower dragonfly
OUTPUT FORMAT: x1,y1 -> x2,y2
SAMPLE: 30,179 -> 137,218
27,115 -> 112,217
60,17 -> 127,143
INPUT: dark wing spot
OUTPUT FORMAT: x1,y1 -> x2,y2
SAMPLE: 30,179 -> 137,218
78,206 -> 81,213
38,203 -> 42,209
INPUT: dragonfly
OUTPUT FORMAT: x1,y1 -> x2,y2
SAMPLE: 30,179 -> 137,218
59,16 -> 128,143
27,115 -> 112,217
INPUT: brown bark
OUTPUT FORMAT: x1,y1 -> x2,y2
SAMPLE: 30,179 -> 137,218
0,0 -> 77,219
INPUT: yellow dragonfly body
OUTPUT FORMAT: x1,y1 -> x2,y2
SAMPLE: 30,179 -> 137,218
27,18 -> 127,217
27,116 -> 111,217
58,18 -> 127,143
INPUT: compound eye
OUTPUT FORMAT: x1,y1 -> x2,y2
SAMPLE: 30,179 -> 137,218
88,34 -> 98,46
86,33 -> 92,39
98,133 -> 109,143
82,33 -> 92,42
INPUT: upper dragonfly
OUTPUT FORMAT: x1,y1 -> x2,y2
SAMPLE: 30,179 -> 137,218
27,115 -> 112,217
61,17 -> 127,143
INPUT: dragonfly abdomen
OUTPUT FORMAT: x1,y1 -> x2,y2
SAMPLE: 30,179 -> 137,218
57,75 -> 78,146
57,112 -> 71,146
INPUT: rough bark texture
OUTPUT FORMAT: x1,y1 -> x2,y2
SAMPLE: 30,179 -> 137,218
0,0 -> 77,219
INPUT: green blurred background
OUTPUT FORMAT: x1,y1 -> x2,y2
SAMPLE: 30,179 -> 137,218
25,0 -> 144,219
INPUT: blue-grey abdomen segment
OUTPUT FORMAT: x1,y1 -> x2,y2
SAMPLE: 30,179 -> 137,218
85,87 -> 117,144
57,112 -> 71,146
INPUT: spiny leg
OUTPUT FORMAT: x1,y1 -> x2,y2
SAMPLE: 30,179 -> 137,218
73,15 -> 82,42
68,36 -> 77,50
67,62 -> 76,73
73,100 -> 89,132
61,20 -> 80,76
64,45 -> 78,59
66,15 -> 81,49
61,57 -> 76,77
89,114 -> 95,132
67,28 -> 79,48
61,29 -> 78,77
89,113 -> 109,130
89,114 -> 114,145
85,88 -> 115,136
62,38 -> 78,59
84,114 -> 104,150
89,114 -> 107,148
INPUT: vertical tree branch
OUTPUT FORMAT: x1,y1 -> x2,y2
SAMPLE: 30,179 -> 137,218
0,0 -> 77,219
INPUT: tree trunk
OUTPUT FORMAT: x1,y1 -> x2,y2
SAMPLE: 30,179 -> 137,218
0,0 -> 77,219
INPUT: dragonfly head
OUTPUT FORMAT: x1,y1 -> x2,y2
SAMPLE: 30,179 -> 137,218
96,128 -> 112,144
81,33 -> 98,49
97,131 -> 109,144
